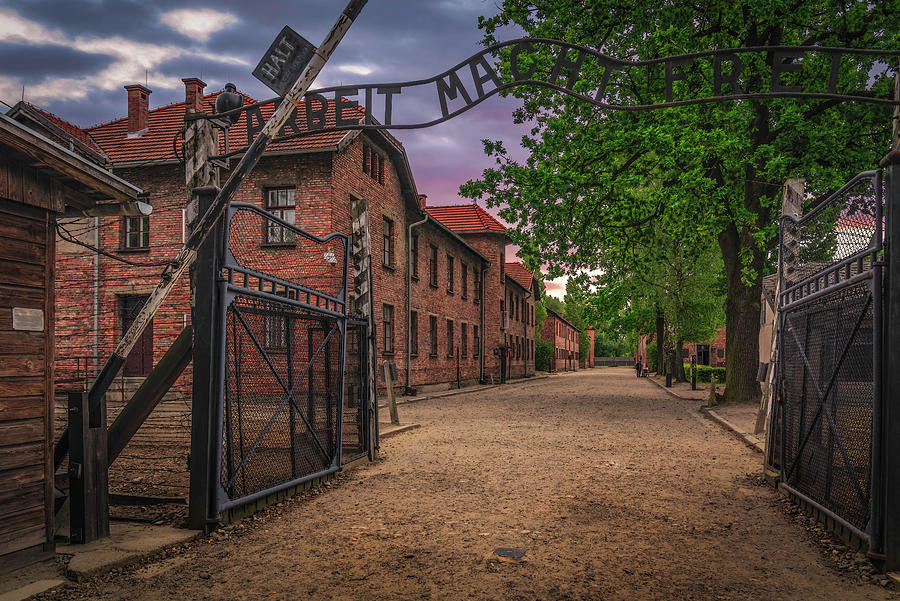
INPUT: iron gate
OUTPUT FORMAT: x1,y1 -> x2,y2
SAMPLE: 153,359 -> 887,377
212,202 -> 356,512
776,170 -> 883,543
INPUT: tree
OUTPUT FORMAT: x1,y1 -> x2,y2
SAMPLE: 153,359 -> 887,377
463,0 -> 897,401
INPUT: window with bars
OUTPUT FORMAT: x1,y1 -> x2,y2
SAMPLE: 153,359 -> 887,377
263,313 -> 287,350
383,304 -> 394,354
122,215 -> 149,249
411,234 -> 419,280
473,325 -> 479,358
429,245 -> 438,288
363,143 -> 384,184
446,319 -> 454,357
382,217 -> 395,268
410,310 -> 418,357
264,188 -> 296,244
474,270 -> 481,304
461,323 -> 467,358
446,254 -> 454,294
461,263 -> 468,299
429,315 -> 438,357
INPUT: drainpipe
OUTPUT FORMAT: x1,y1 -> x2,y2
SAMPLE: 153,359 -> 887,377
405,211 -> 428,394
93,216 -> 100,380
479,262 -> 487,383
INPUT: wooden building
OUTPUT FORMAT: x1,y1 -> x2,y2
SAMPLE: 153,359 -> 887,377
0,112 -> 144,574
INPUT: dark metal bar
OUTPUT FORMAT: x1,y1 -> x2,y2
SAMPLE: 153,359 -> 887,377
780,482 -> 870,545
780,271 -> 873,312
189,187 -> 223,531
288,312 -> 297,479
109,493 -> 187,506
869,170 -> 885,556
880,150 -> 900,569
217,465 -> 340,512
106,325 -> 193,464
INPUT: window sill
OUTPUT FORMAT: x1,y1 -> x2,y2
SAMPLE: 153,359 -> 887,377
383,264 -> 396,272
117,247 -> 150,253
446,290 -> 454,295
381,351 -> 396,357
260,242 -> 297,249
411,275 -> 419,282
429,353 -> 438,358
429,283 -> 438,289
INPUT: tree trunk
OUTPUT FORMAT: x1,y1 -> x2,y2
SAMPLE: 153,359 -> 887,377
655,311 -> 664,374
718,223 -> 763,403
674,340 -> 686,381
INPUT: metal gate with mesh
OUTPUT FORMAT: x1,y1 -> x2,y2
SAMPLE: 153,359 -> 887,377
775,170 -> 883,545
207,201 -> 369,513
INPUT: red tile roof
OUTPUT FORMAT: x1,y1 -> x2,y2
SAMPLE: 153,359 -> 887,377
20,102 -> 106,156
425,204 -> 507,233
505,262 -> 535,291
86,89 -> 363,164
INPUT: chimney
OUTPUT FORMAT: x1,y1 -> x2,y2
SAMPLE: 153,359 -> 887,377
182,77 -> 206,113
124,84 -> 151,137
418,194 -> 427,208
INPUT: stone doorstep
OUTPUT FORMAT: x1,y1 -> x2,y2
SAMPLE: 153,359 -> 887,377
57,522 -> 199,581
0,579 -> 66,601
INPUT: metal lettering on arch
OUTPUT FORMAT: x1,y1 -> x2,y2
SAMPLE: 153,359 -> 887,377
204,38 -> 900,149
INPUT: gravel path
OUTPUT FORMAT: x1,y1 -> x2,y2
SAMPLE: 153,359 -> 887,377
41,367 -> 897,600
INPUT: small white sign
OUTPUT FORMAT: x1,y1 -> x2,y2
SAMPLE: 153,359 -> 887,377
13,307 -> 44,332
323,251 -> 337,265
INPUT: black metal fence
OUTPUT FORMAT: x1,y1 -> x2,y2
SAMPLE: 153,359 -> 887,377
210,202 -> 362,513
775,170 -> 883,544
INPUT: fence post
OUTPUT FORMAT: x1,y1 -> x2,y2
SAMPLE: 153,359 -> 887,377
880,151 -> 900,568
188,178 -> 222,531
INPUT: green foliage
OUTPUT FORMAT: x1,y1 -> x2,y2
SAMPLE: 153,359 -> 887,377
465,0 -> 897,401
647,343 -> 658,372
535,340 -> 553,371
686,364 -> 726,384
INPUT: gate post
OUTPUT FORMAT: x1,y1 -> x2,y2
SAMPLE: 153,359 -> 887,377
188,185 -> 223,531
880,150 -> 900,569
185,107 -> 221,531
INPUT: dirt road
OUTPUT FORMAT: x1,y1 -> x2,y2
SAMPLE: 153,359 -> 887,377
42,368 -> 897,600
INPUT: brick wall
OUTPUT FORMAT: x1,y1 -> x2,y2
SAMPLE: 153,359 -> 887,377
683,327 -> 727,368
540,312 -> 579,372
54,131 -> 534,398
504,277 -> 535,378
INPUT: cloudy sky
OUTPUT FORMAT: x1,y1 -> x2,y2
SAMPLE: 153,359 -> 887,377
0,0 -> 569,297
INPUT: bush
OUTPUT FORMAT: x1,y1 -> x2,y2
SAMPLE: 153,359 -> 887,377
684,363 -> 725,383
536,340 -> 553,371
647,344 -> 658,372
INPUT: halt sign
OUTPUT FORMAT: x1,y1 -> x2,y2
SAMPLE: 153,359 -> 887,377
253,26 -> 316,97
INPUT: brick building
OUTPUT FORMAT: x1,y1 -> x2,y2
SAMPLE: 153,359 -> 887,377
541,308 -> 580,372
13,79 -> 536,395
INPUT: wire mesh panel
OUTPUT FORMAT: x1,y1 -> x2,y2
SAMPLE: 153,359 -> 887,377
214,202 -> 351,511
342,320 -> 370,463
780,282 -> 874,529
776,169 -> 882,538
221,297 -> 342,501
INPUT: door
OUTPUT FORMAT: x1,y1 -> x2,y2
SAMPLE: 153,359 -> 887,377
121,295 -> 153,376
696,344 -> 710,366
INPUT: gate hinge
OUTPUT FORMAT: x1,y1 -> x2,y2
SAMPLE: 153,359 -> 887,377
68,462 -> 82,479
